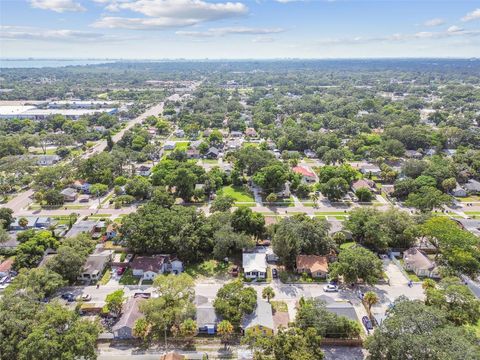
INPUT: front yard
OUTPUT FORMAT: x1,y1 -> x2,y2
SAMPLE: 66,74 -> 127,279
184,259 -> 232,280
119,268 -> 139,285
218,185 -> 255,203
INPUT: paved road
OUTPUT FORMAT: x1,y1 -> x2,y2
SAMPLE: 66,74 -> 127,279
83,102 -> 166,159
1,189 -> 34,212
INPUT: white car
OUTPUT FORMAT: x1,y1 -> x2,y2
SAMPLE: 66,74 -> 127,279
323,284 -> 339,292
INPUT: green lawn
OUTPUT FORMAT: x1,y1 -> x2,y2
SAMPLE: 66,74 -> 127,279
218,185 -> 254,202
175,141 -> 189,151
184,259 -> 231,279
406,271 -> 421,282
456,196 -> 480,202
202,159 -> 219,164
98,268 -> 112,285
314,211 -> 349,215
464,211 -> 480,216
119,268 -> 139,285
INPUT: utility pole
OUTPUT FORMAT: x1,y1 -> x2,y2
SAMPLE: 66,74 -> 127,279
164,326 -> 167,349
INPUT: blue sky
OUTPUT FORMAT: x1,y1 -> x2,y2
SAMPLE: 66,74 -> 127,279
1,0 -> 480,59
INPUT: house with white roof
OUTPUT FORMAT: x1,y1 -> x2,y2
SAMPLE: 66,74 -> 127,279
242,250 -> 267,280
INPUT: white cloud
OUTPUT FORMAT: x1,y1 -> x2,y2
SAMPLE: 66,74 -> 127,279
314,27 -> 480,46
176,27 -> 284,37
92,0 -> 248,29
29,0 -> 86,13
424,18 -> 445,27
252,36 -> 275,43
0,26 -> 115,42
462,8 -> 480,22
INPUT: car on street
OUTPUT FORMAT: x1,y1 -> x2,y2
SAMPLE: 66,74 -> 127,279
362,316 -> 374,330
116,267 -> 126,275
61,293 -> 75,302
323,284 -> 339,292
76,294 -> 92,302
272,268 -> 278,278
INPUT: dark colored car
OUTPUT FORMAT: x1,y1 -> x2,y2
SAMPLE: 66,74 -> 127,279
117,267 -> 126,275
61,293 -> 75,302
272,268 -> 278,278
362,316 -> 373,330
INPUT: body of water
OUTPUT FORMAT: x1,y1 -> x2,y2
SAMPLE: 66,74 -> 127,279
0,59 -> 115,68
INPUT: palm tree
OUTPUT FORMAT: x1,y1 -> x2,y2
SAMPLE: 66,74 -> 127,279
363,291 -> 379,316
217,320 -> 234,350
310,192 -> 319,208
262,286 -> 275,303
18,217 -> 28,229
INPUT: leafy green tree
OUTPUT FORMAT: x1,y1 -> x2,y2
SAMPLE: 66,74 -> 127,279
0,207 -> 14,229
355,187 -> 373,202
319,177 -> 349,201
212,223 -> 254,260
211,195 -> 235,212
425,277 -> 480,325
231,207 -> 265,239
179,318 -> 197,339
213,280 -> 257,326
253,163 -> 289,194
125,176 -> 152,200
329,247 -> 383,285
265,192 -> 278,203
89,183 -> 108,196
43,189 -> 64,205
104,289 -> 126,317
296,298 -> 361,339
272,214 -> 334,269
365,298 -> 480,360
14,231 -> 59,270
5,267 -> 66,300
217,320 -> 234,350
363,291 -> 379,316
18,217 -> 29,228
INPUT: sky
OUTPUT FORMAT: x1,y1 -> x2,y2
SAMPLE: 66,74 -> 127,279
1,0 -> 480,59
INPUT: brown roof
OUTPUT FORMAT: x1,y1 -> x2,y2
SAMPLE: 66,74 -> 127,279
160,352 -> 185,360
352,179 -> 375,191
0,258 -> 14,272
112,297 -> 144,330
131,255 -> 167,272
296,255 -> 328,273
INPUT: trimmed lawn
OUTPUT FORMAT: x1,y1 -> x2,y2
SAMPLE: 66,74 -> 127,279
456,196 -> 480,202
202,159 -> 219,164
175,141 -> 189,151
218,185 -> 254,202
406,271 -> 421,282
184,259 -> 231,279
271,301 -> 288,313
465,211 -> 480,216
119,268 -> 139,285
98,268 -> 112,285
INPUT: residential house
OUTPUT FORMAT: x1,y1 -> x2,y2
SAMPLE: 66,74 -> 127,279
451,183 -> 467,197
0,258 -> 14,277
206,147 -> 220,159
381,184 -> 395,197
73,180 -> 91,193
164,141 -> 176,150
186,149 -> 200,159
242,299 -> 274,335
443,149 -> 457,157
464,179 -> 480,195
404,150 -> 422,159
245,128 -> 258,138
242,250 -> 267,280
65,220 -> 97,238
35,217 -> 54,229
359,164 -> 382,176
60,187 -> 78,202
190,140 -> 202,150
226,139 -> 243,150
105,224 -> 118,240
351,179 -> 376,193
296,255 -> 329,278
196,295 -> 220,335
230,131 -> 243,138
113,296 -> 145,339
9,217 -> 37,230
403,247 -> 439,279
34,154 -> 60,166
292,166 -> 316,184
304,149 -> 317,158
77,250 -> 114,281
136,165 -> 152,177
131,255 -> 184,280
174,129 -> 185,138
453,218 -> 480,237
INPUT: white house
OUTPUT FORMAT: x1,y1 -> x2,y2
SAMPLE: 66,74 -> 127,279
242,250 -> 267,280
163,141 -> 176,150
403,248 -> 439,279
131,255 -> 183,280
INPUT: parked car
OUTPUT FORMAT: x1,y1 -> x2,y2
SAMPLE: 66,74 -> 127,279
76,294 -> 92,302
125,254 -> 134,262
323,284 -> 339,292
362,316 -> 373,330
61,293 -> 75,302
116,267 -> 126,275
272,268 -> 278,278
